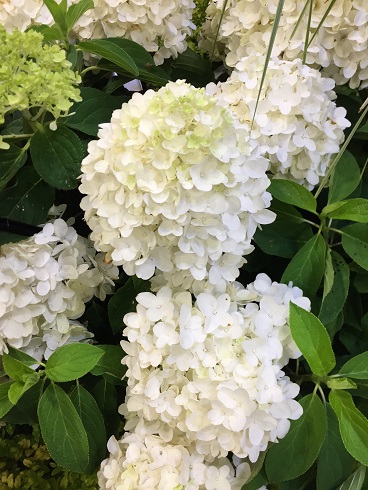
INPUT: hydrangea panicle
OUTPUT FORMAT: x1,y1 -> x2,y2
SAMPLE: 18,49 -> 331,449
199,0 -> 368,89
0,218 -> 118,355
206,56 -> 350,189
120,274 -> 309,461
80,80 -> 275,284
0,26 -> 81,126
98,432 -> 250,489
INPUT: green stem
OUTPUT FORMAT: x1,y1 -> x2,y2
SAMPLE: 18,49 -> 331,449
302,218 -> 320,229
328,227 -> 344,235
1,133 -> 34,139
318,385 -> 327,404
80,65 -> 110,77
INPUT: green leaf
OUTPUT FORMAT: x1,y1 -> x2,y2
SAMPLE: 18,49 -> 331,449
90,345 -> 126,382
0,144 -> 27,192
30,126 -> 84,190
0,382 -> 14,418
241,452 -> 267,488
336,466 -> 366,490
2,380 -> 42,424
45,344 -> 103,382
339,352 -> 368,379
319,251 -> 349,325
330,389 -> 368,465
98,38 -> 169,86
281,234 -> 326,298
279,469 -> 314,490
43,0 -> 67,34
2,353 -> 36,382
242,470 -> 268,490
269,199 -> 306,224
66,44 -> 80,70
323,199 -> 368,222
342,224 -> 368,271
108,278 -> 137,334
38,383 -> 89,472
289,303 -> 335,376
328,151 -> 361,204
70,385 -> 106,473
91,379 -> 120,437
169,48 -> 215,87
27,24 -> 65,41
6,346 -> 39,368
254,221 -> 313,258
8,373 -> 40,405
265,394 -> 327,482
78,39 -> 139,76
355,271 -> 368,293
0,166 -> 54,225
323,247 -> 334,299
0,230 -> 30,246
316,404 -> 354,490
66,0 -> 93,30
65,87 -> 127,136
327,378 -> 357,390
325,310 -> 344,339
269,179 -> 317,213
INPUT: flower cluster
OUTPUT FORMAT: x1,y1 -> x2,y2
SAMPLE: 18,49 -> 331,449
80,80 -> 275,283
0,26 -> 81,126
206,56 -> 350,189
98,433 -> 250,490
0,0 -> 196,65
199,0 -> 368,88
119,274 -> 309,463
73,0 -> 196,65
0,219 -> 118,356
21,320 -> 94,363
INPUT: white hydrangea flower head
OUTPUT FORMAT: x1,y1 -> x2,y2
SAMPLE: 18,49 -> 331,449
80,80 -> 275,283
0,218 -> 118,354
0,0 -> 195,65
120,274 -> 309,461
20,320 -> 94,364
199,0 -> 368,88
98,432 -> 250,489
206,56 -> 350,189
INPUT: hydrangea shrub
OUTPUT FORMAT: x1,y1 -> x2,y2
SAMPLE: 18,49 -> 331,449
0,0 -> 368,489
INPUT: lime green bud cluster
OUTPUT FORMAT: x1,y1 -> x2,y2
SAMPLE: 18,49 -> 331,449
0,425 -> 98,490
0,26 -> 81,126
192,0 -> 210,29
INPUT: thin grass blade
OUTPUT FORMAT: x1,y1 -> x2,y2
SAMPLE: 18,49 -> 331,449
302,0 -> 313,63
315,98 -> 368,198
251,0 -> 285,127
307,0 -> 337,48
210,0 -> 229,62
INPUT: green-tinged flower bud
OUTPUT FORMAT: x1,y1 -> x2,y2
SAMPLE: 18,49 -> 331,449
0,26 -> 81,125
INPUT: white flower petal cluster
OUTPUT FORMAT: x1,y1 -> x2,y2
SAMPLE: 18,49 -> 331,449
0,218 -> 118,354
199,0 -> 368,88
20,320 -> 94,363
120,274 -> 309,462
80,80 -> 275,283
98,433 -> 250,490
206,56 -> 350,189
0,0 -> 195,65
